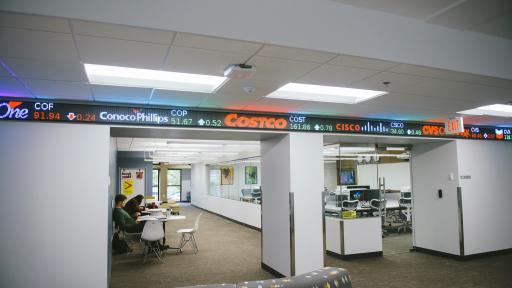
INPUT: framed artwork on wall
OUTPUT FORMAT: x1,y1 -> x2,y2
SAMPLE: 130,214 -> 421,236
221,166 -> 234,185
245,166 -> 257,185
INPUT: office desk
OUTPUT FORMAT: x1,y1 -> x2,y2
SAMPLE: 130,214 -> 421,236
325,216 -> 382,258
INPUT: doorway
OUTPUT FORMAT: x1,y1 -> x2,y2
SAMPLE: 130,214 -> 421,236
324,142 -> 413,256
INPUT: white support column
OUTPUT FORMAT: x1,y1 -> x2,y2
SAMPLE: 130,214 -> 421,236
261,133 -> 324,276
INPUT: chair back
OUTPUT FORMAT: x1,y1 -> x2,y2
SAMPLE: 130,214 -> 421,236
399,197 -> 412,206
370,198 -> 386,210
141,220 -> 164,241
193,213 -> 202,232
341,200 -> 358,211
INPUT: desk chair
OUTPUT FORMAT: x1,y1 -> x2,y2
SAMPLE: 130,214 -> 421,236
177,213 -> 202,254
398,197 -> 412,233
141,220 -> 165,263
113,221 -> 142,254
341,200 -> 359,211
240,189 -> 253,202
370,199 -> 388,237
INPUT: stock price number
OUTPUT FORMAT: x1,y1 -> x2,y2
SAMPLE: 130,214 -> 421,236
33,111 -> 61,121
170,118 -> 193,125
314,124 -> 333,132
390,128 -> 405,135
197,119 -> 222,127
289,123 -> 311,130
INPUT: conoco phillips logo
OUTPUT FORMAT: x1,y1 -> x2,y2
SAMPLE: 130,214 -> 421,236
0,101 -> 28,119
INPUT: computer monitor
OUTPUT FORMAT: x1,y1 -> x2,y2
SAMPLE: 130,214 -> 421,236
366,189 -> 381,201
402,191 -> 412,198
346,185 -> 370,190
340,169 -> 355,185
350,190 -> 364,201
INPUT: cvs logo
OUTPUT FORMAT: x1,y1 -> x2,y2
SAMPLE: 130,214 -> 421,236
0,101 -> 28,119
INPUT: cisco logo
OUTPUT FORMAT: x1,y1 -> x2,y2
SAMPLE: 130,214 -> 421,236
0,101 -> 29,119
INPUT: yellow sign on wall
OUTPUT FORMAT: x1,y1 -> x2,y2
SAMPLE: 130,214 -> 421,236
123,179 -> 134,195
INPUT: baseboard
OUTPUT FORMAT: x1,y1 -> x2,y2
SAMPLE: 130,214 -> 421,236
191,204 -> 261,231
411,246 -> 512,261
261,262 -> 286,278
326,250 -> 382,260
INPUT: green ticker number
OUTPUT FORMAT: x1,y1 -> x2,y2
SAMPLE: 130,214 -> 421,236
170,118 -> 193,125
390,128 -> 405,135
505,135 -> 511,140
289,123 -> 311,130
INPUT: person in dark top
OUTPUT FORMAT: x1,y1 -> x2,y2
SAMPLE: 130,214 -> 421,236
123,194 -> 145,219
113,194 -> 144,233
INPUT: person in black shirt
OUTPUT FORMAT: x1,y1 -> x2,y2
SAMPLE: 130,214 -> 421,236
123,194 -> 145,219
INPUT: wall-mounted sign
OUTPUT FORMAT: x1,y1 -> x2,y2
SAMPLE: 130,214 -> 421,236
0,98 -> 510,141
445,117 -> 464,134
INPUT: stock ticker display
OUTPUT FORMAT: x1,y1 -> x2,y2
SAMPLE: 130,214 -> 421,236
1,98 -> 511,141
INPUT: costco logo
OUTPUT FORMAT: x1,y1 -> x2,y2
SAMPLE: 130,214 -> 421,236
0,101 -> 29,119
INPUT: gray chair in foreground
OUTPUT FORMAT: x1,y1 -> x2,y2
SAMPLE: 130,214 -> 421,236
178,267 -> 352,288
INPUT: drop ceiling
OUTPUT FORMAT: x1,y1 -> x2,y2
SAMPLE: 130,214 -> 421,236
1,11 -> 511,126
116,137 -> 260,164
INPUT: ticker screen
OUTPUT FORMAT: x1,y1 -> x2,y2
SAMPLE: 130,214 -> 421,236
1,98 -> 510,141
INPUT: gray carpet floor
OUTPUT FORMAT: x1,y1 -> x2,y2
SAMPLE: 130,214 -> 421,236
111,205 -> 512,288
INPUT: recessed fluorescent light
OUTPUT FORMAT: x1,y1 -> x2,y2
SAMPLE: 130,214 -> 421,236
386,147 -> 406,151
84,63 -> 227,93
167,143 -> 223,148
458,104 -> 512,118
266,83 -> 387,104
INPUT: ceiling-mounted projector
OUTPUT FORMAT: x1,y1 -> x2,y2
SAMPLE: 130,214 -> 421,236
224,64 -> 256,79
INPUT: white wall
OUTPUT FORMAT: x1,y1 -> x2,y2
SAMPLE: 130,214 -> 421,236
456,140 -> 512,255
209,162 -> 261,200
191,163 -> 261,228
261,133 -> 324,276
289,133 -> 324,275
0,122 -> 110,288
261,135 -> 292,276
357,162 -> 411,190
324,162 -> 337,191
411,141 -> 461,255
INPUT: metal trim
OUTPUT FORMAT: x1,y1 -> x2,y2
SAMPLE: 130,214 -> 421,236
457,187 -> 465,256
321,190 -> 327,266
289,192 -> 295,276
340,220 -> 345,255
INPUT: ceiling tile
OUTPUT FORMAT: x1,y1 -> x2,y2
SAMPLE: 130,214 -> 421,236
350,71 -> 428,93
150,90 -> 208,107
24,79 -> 93,101
75,35 -> 169,69
297,64 -> 379,86
246,56 -> 320,82
462,115 -> 512,126
243,98 -> 306,113
426,0 -> 512,30
257,45 -> 337,63
362,92 -> 479,112
215,78 -> 284,99
328,54 -> 399,71
91,85 -> 152,104
71,20 -> 174,44
3,57 -> 87,82
437,69 -> 512,89
409,78 -> 512,103
164,46 -> 250,76
388,64 -> 451,78
0,12 -> 71,33
0,28 -> 79,61
173,33 -> 262,54
0,77 -> 33,98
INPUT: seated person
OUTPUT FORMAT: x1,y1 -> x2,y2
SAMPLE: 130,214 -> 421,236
113,194 -> 144,233
124,194 -> 145,219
